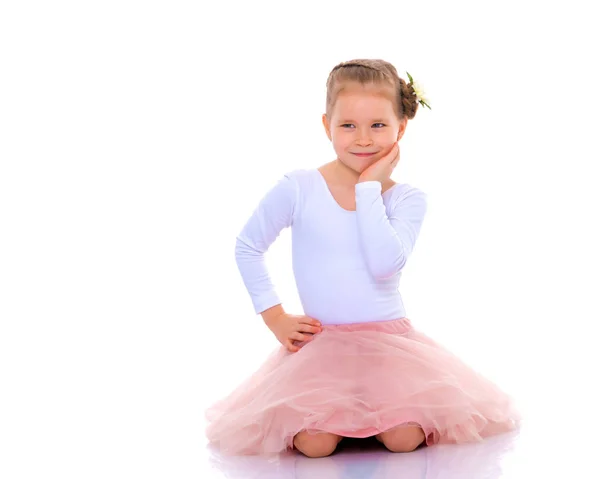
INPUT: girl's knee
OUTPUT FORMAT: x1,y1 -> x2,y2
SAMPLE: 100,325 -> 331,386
379,425 -> 425,453
293,430 -> 342,458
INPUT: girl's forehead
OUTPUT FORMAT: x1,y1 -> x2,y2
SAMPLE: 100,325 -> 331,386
337,82 -> 393,99
333,88 -> 395,115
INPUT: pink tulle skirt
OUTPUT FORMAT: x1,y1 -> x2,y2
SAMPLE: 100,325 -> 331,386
205,317 -> 522,456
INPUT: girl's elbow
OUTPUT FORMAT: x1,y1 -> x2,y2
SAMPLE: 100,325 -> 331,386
235,237 -> 263,262
234,237 -> 246,254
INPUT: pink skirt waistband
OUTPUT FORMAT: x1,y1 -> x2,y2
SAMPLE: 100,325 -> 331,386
321,317 -> 413,334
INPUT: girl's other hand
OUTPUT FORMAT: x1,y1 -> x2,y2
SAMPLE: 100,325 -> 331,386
358,141 -> 400,184
264,313 -> 323,353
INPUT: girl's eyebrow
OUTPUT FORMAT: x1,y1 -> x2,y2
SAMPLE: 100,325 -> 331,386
339,118 -> 388,123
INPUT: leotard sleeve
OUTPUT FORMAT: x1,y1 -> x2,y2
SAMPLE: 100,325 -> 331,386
235,173 -> 298,314
355,181 -> 427,279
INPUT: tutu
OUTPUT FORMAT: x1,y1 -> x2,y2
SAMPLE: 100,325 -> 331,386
205,317 -> 522,456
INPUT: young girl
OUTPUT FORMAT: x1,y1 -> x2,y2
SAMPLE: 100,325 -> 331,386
205,59 -> 522,458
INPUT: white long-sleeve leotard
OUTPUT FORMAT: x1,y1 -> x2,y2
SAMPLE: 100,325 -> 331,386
235,168 -> 427,325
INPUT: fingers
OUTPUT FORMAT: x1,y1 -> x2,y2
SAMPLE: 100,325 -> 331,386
299,316 -> 322,328
286,339 -> 300,353
284,316 -> 324,353
382,141 -> 397,159
389,143 -> 400,167
292,331 -> 314,342
298,323 -> 322,334
388,142 -> 399,162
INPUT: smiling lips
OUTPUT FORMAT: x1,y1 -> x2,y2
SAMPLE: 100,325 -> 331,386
352,152 -> 376,157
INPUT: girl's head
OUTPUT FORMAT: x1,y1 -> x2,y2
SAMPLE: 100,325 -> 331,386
322,59 -> 420,175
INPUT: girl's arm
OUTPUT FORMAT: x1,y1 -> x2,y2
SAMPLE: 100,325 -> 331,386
355,181 -> 427,280
235,173 -> 298,315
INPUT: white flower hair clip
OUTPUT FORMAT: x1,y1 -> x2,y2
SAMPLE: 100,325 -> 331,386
406,72 -> 431,110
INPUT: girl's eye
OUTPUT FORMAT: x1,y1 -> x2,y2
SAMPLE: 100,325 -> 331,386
340,123 -> 386,128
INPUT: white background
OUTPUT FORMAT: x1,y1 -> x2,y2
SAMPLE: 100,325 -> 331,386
1,0 -> 599,477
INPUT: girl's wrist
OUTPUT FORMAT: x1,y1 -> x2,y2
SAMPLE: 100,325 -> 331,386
356,179 -> 383,190
358,176 -> 382,184
261,304 -> 285,324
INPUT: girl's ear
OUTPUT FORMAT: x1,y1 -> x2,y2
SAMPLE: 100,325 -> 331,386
322,114 -> 332,141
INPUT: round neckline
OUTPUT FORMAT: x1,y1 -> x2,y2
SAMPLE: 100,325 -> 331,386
314,169 -> 399,214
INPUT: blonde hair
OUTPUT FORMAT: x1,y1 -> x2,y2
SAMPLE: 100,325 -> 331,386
325,59 -> 419,121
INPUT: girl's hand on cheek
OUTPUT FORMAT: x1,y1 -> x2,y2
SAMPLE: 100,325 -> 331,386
358,142 -> 400,184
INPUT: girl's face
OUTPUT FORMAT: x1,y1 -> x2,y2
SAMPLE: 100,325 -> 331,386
322,83 -> 407,175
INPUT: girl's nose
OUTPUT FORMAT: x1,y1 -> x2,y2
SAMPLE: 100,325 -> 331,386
356,129 -> 373,145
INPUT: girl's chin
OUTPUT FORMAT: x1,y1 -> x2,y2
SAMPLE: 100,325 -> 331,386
340,156 -> 377,167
